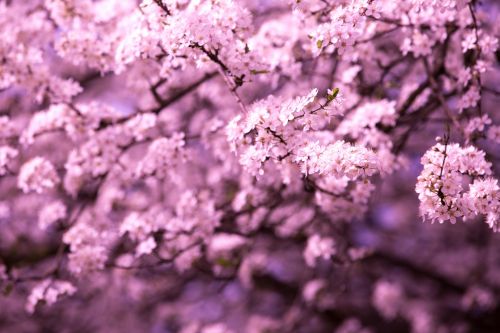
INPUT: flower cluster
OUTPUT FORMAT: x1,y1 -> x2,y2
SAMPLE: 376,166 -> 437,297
120,190 -> 221,269
372,280 -> 404,320
47,0 -> 136,72
63,113 -> 157,196
63,213 -> 114,275
0,2 -> 81,102
226,88 -> 352,179
0,146 -> 18,176
336,100 -> 397,149
416,142 -> 498,226
18,157 -> 59,193
314,177 -> 376,221
116,0 -> 265,80
303,234 -> 336,267
120,208 -> 166,257
26,279 -> 76,314
307,0 -> 376,56
391,1 -> 457,57
38,201 -> 67,230
464,115 -> 492,140
135,132 -> 188,179
22,102 -> 123,145
295,140 -> 379,179
487,125 -> 500,144
0,116 -> 17,139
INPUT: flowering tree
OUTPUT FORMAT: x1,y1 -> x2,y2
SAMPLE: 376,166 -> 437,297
0,0 -> 499,331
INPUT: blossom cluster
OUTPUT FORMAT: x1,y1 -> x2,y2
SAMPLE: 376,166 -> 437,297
63,112 -> 158,196
226,88 -> 366,179
38,201 -> 67,230
116,0 -> 265,81
0,2 -> 82,102
0,146 -> 18,176
25,279 -> 76,314
307,0 -> 376,56
62,214 -> 113,275
416,142 -> 499,227
135,132 -> 188,180
120,190 -> 221,269
303,234 -> 336,267
17,157 -> 59,194
21,102 -> 123,145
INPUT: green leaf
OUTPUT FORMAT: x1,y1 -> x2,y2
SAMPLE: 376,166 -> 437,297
250,69 -> 270,75
331,87 -> 339,98
327,87 -> 340,101
215,257 -> 234,268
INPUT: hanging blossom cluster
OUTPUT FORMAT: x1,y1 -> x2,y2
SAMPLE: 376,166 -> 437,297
416,142 -> 499,228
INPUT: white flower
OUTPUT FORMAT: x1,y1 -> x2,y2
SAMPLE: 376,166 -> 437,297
38,201 -> 67,229
18,157 -> 59,193
372,281 -> 404,320
303,234 -> 336,267
0,146 -> 18,176
26,279 -> 76,313
416,143 -> 497,224
136,236 -> 157,257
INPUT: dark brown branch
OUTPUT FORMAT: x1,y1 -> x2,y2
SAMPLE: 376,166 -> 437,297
149,71 -> 218,113
152,0 -> 171,15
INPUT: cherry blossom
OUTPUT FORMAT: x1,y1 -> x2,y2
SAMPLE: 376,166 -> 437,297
17,157 -> 59,193
25,279 -> 76,314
